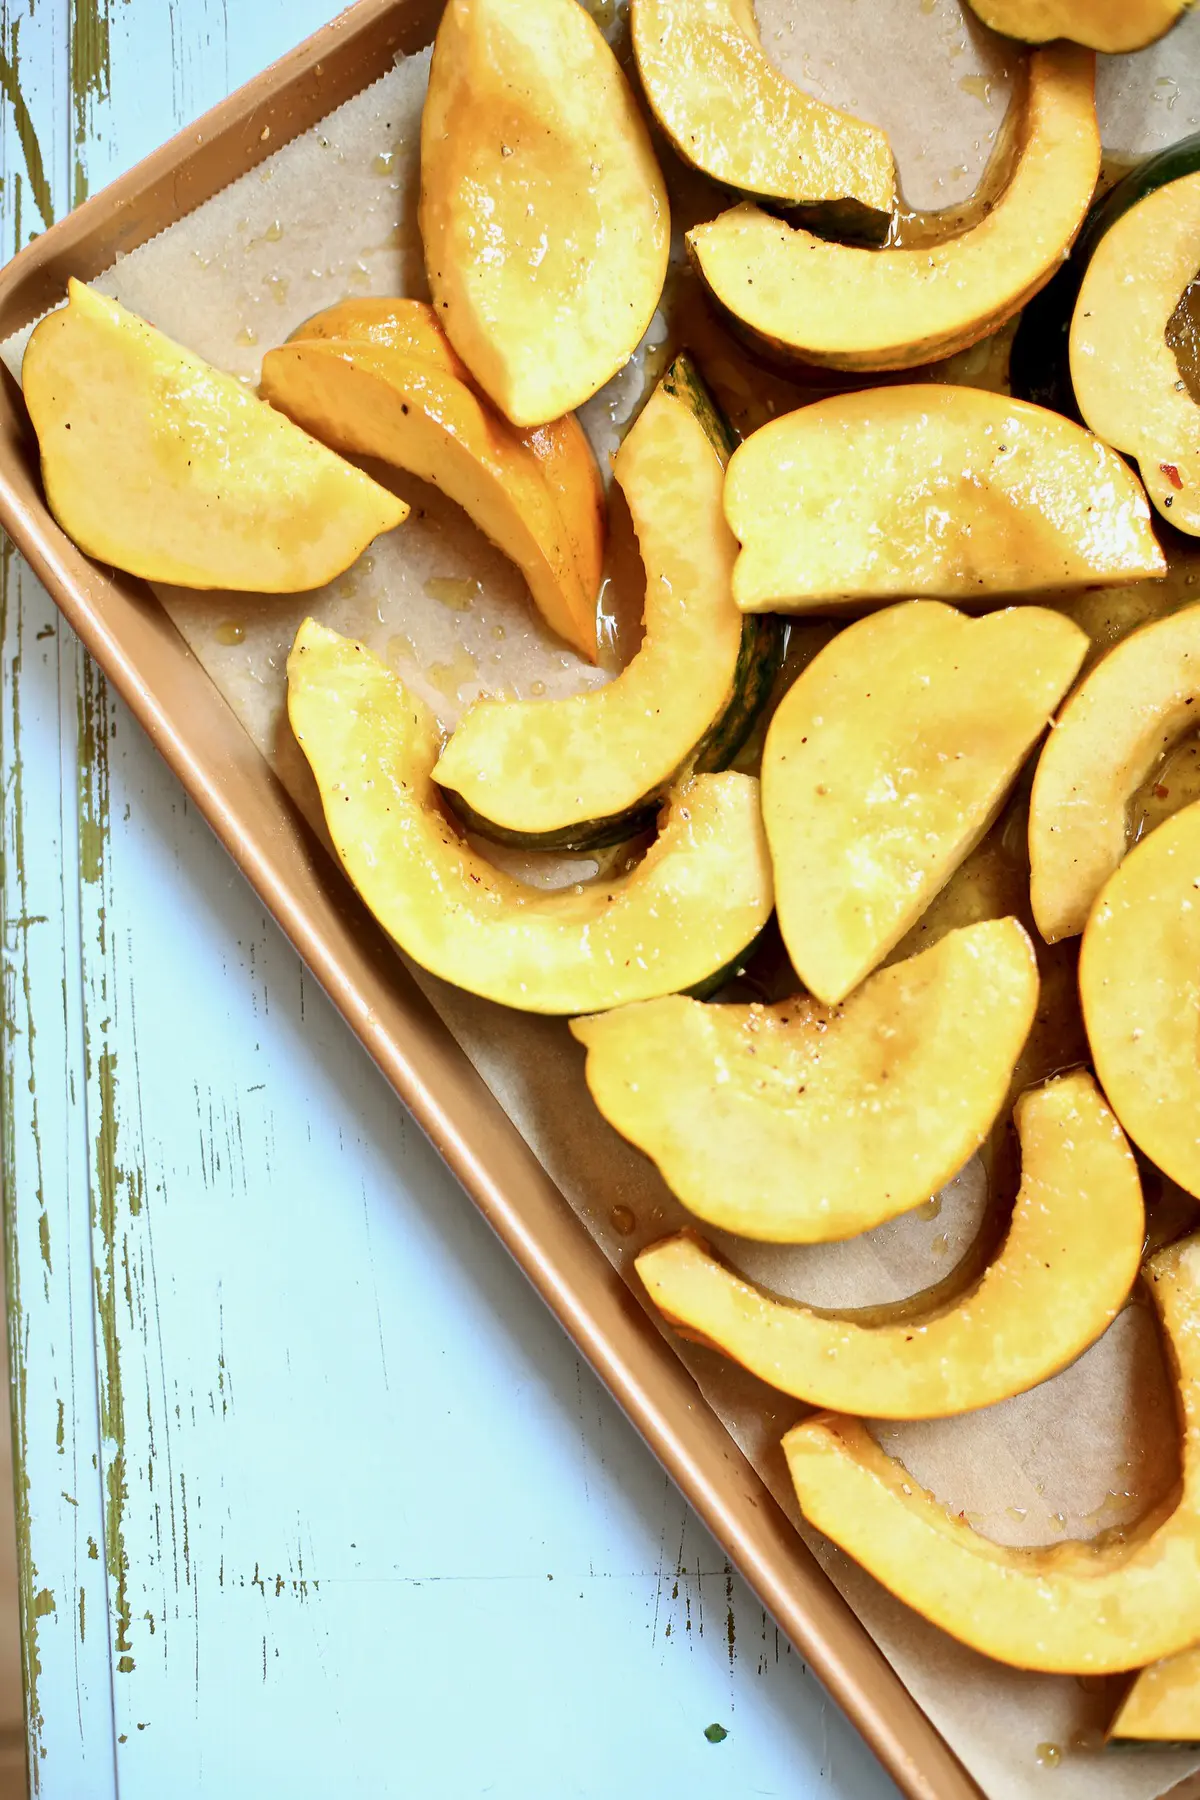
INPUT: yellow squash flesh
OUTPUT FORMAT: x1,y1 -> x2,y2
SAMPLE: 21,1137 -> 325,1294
420,0 -> 670,427
762,601 -> 1088,1005
260,329 -> 603,659
725,385 -> 1165,612
433,359 -> 743,840
631,0 -> 894,221
1030,607 -> 1200,944
572,918 -> 1038,1243
21,279 -> 407,591
784,1234 -> 1200,1674
968,0 -> 1189,53
688,45 -> 1100,371
1080,800 -> 1200,1199
1072,171 -> 1200,539
1110,1643 -> 1200,1743
286,621 -> 773,1014
637,1070 -> 1142,1414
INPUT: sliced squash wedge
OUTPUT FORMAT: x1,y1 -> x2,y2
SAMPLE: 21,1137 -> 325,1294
1071,171 -> 1200,539
1030,607 -> 1200,944
637,1070 -> 1142,1414
968,0 -> 1189,54
571,918 -> 1038,1242
725,385 -> 1164,612
433,356 -> 779,851
783,1233 -> 1200,1675
21,279 -> 407,591
288,297 -> 467,373
261,321 -> 603,659
287,621 -> 773,1014
687,45 -> 1099,372
1110,1644 -> 1200,1744
631,0 -> 894,237
761,602 -> 1088,1006
420,0 -> 670,427
1080,800 -> 1200,1199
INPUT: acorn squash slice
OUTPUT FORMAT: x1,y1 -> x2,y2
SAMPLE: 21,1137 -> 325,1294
1030,607 -> 1200,944
783,1233 -> 1200,1674
260,311 -> 604,660
433,356 -> 780,852
687,45 -> 1099,372
420,0 -> 670,428
286,621 -> 773,1014
1071,171 -> 1200,539
725,385 -> 1164,613
967,0 -> 1189,53
572,918 -> 1038,1243
637,1069 -> 1142,1414
1080,800 -> 1200,1199
21,279 -> 407,591
631,0 -> 894,239
1110,1644 -> 1200,1745
761,601 -> 1088,1006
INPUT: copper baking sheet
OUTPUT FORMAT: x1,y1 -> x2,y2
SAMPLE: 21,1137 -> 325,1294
0,3 -> 1003,1793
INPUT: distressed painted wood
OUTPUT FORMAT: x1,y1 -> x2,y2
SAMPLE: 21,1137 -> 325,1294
0,3 -> 904,1794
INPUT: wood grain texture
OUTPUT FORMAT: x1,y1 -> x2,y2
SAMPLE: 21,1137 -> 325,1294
0,2 -> 903,1794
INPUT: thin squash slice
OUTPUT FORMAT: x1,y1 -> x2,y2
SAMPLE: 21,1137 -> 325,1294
687,45 -> 1100,372
572,918 -> 1038,1242
761,601 -> 1088,1005
21,279 -> 407,591
1030,607 -> 1200,944
261,303 -> 604,659
1110,1643 -> 1200,1744
1080,800 -> 1200,1199
784,1234 -> 1200,1675
420,0 -> 669,427
637,1070 -> 1142,1416
631,0 -> 894,238
725,385 -> 1164,612
287,621 -> 773,1014
967,0 -> 1189,53
1071,170 -> 1200,538
433,356 -> 779,851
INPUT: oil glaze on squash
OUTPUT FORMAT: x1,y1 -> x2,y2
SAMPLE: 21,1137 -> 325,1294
636,1070 -> 1142,1414
286,621 -> 773,1014
433,355 -> 779,851
22,280 -> 407,592
420,0 -> 670,427
688,46 -> 1099,371
572,918 -> 1038,1242
261,302 -> 604,659
967,0 -> 1190,53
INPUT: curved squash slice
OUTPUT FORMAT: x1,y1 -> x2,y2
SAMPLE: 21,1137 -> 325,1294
638,1070 -> 1142,1415
687,45 -> 1099,372
631,0 -> 894,236
1071,171 -> 1200,539
1030,608 -> 1200,945
21,279 -> 406,592
762,602 -> 1088,1005
783,1233 -> 1200,1675
968,0 -> 1189,54
433,356 -> 779,851
572,918 -> 1038,1242
1110,1644 -> 1200,1744
1080,800 -> 1200,1199
287,620 -> 773,1014
288,298 -> 468,373
420,0 -> 670,427
261,328 -> 603,660
725,386 -> 1163,612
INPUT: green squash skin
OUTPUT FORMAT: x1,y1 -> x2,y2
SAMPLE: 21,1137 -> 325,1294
682,922 -> 769,999
1010,133 -> 1200,416
444,351 -> 783,855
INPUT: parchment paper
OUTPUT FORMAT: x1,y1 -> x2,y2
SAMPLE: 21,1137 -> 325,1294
9,6 -> 1200,1795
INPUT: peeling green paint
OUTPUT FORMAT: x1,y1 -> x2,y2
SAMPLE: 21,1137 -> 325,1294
0,19 -> 53,231
69,0 -> 111,209
78,1587 -> 85,1644
30,1590 -> 53,1621
92,1044 -> 132,1674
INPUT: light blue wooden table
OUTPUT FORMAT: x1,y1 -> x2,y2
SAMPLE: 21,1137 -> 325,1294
0,4 -> 906,1794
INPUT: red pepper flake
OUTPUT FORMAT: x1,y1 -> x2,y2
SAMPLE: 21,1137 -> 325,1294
1155,784 -> 1171,799
1161,462 -> 1184,490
